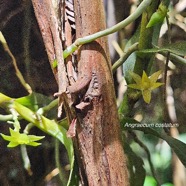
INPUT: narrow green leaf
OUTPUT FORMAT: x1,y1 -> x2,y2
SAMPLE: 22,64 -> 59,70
147,3 -> 168,28
0,93 -> 12,106
138,42 -> 186,57
123,27 -> 140,83
16,92 -> 54,112
124,140 -> 145,186
121,118 -> 186,167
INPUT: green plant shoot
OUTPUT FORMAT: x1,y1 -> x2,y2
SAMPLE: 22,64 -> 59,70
147,3 -> 168,28
128,71 -> 164,103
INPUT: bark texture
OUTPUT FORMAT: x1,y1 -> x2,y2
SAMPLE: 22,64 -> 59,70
72,0 -> 129,185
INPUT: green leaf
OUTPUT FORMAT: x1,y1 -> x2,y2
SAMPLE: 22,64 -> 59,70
144,176 -> 157,186
146,11 -> 165,28
124,140 -> 145,186
161,183 -> 174,186
138,42 -> 186,57
147,3 -> 168,28
0,93 -> 12,106
121,118 -> 186,167
0,93 -> 74,185
16,92 -> 54,112
123,27 -> 140,83
161,133 -> 186,167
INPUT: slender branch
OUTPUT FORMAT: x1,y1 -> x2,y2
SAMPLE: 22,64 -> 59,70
112,42 -> 139,73
163,14 -> 171,127
0,32 -> 32,94
37,98 -> 58,115
23,123 -> 34,134
112,40 -> 124,57
167,53 -> 186,65
0,6 -> 24,30
164,16 -> 171,102
63,0 -> 152,59
134,1 -> 159,75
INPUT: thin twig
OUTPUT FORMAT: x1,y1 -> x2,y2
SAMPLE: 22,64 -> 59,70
163,16 -> 171,104
112,43 -> 138,72
0,32 -> 32,94
37,98 -> 58,115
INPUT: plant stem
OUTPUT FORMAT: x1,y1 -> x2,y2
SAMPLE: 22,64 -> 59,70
112,42 -> 138,72
0,114 -> 13,121
55,139 -> 67,186
134,1 -> 160,75
0,32 -> 32,94
63,0 -> 152,59
20,145 -> 32,175
37,98 -> 58,115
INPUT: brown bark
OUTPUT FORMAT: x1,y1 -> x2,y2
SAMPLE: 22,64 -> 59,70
72,0 -> 129,185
